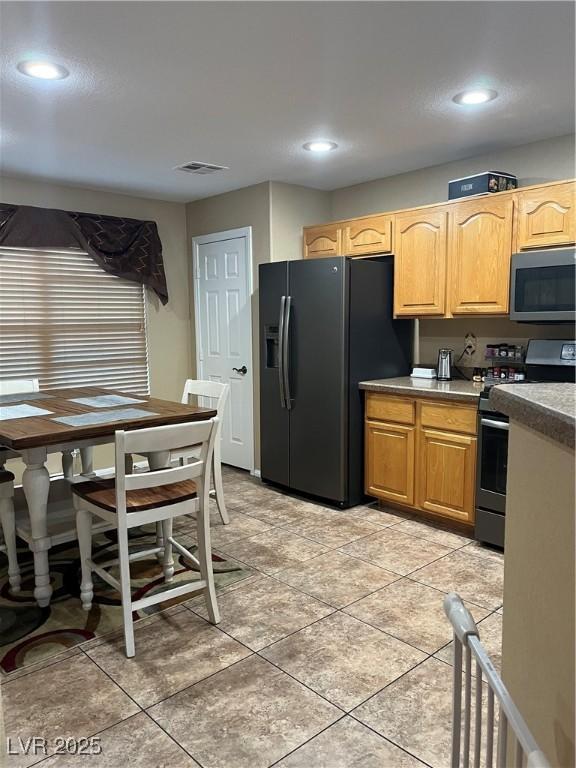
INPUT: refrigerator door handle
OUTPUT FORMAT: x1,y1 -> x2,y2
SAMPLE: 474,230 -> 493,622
283,295 -> 293,410
278,296 -> 287,408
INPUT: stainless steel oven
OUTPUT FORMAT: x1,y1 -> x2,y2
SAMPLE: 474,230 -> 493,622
475,396 -> 508,548
475,339 -> 576,550
509,249 -> 575,323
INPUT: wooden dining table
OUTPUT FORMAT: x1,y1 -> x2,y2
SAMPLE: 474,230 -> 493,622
0,386 -> 217,607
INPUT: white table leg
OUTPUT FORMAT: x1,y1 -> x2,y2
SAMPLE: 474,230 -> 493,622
80,446 -> 95,477
22,447 -> 52,607
61,449 -> 74,481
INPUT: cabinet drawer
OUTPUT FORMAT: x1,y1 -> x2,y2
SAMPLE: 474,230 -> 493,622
366,394 -> 415,425
419,401 -> 477,435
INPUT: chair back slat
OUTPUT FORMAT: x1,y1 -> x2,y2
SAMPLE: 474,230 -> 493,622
120,419 -> 214,456
124,459 -> 203,491
0,378 -> 40,396
181,379 -> 229,415
114,418 -> 218,517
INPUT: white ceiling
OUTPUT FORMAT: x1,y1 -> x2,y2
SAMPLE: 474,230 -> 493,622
1,2 -> 574,202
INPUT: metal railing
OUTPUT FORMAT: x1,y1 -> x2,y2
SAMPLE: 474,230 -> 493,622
444,593 -> 550,768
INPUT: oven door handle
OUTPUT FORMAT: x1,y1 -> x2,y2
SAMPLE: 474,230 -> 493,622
480,418 -> 509,431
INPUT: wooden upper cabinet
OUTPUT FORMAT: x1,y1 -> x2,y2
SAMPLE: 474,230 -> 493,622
303,224 -> 341,259
341,214 -> 393,257
417,428 -> 476,524
516,182 -> 576,250
393,207 -> 448,316
449,197 -> 513,315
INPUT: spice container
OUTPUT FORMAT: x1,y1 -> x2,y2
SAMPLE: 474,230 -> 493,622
498,344 -> 509,358
485,345 -> 496,358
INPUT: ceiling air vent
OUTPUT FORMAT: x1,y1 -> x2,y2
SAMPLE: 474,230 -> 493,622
175,161 -> 229,175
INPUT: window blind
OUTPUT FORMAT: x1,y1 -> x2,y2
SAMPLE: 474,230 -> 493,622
0,247 -> 150,394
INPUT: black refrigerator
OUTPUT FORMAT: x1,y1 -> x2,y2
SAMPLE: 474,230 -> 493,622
259,256 -> 412,508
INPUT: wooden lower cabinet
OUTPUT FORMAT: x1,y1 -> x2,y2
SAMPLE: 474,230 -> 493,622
365,394 -> 477,526
365,420 -> 415,506
417,428 -> 477,524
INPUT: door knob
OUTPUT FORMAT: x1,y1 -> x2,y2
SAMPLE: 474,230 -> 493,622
233,365 -> 248,375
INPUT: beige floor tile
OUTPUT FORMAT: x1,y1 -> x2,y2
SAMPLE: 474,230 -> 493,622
461,540 -> 505,564
86,609 -> 251,707
2,646 -> 83,683
345,578 -> 491,653
274,550 -> 399,608
261,612 -> 425,711
340,527 -> 452,576
209,511 -> 274,547
148,655 -> 341,768
281,509 -> 382,548
392,518 -> 471,549
239,496 -> 322,526
353,657 -> 455,768
436,611 -> 503,674
38,712 -> 200,767
3,654 -> 139,768
218,528 -> 329,575
410,549 -> 504,610
275,716 -> 427,767
347,503 -> 414,528
191,576 -> 334,650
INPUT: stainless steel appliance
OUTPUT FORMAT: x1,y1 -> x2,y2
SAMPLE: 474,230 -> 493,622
475,339 -> 576,548
437,348 -> 453,380
509,249 -> 576,323
259,256 -> 412,507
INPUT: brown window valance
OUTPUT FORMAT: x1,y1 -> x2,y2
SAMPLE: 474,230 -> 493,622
0,203 -> 168,304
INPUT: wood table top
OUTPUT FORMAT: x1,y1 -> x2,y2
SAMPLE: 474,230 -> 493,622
0,386 -> 217,451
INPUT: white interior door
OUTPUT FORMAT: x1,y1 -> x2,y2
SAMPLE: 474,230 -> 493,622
194,232 -> 254,470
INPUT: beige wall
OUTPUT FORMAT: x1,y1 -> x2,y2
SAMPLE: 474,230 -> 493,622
269,182 -> 331,262
185,182 -> 271,470
330,133 -> 575,219
0,175 -> 191,476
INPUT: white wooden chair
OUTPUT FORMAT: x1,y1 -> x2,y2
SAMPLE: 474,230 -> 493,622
72,417 -> 220,658
179,380 -> 230,525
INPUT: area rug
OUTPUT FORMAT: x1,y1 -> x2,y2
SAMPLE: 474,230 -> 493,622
0,526 -> 250,673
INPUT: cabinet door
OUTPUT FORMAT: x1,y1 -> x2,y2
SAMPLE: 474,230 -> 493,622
417,428 -> 476,524
393,208 -> 448,316
342,215 -> 393,256
303,225 -> 341,259
449,197 -> 513,315
516,182 -> 576,250
365,420 -> 415,505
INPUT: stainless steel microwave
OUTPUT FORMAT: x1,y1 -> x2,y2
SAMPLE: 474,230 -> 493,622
509,249 -> 576,323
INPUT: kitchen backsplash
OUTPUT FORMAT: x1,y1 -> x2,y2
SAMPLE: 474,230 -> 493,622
418,317 -> 574,370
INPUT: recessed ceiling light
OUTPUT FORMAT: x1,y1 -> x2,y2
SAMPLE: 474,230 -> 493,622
303,140 -> 338,153
17,60 -> 69,80
453,89 -> 498,106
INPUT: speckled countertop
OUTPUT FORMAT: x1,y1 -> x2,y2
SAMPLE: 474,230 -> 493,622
359,376 -> 483,403
490,383 -> 576,450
